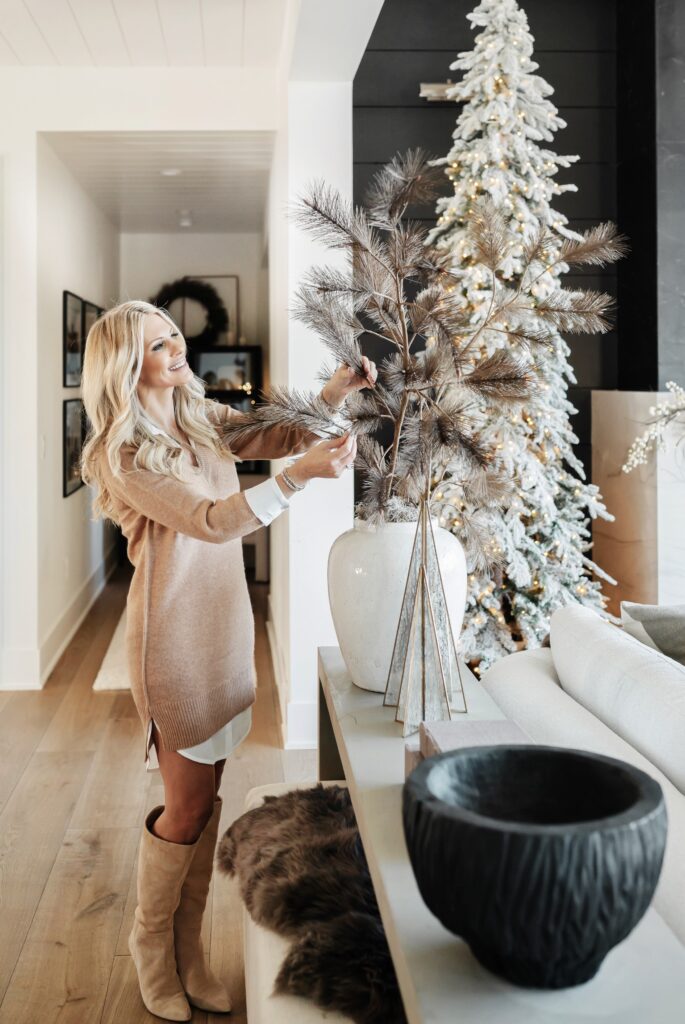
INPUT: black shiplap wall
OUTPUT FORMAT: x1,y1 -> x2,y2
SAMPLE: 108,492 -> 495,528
353,0 -> 618,478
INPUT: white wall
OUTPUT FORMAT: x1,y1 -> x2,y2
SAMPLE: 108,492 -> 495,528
265,0 -> 384,747
120,232 -> 265,345
0,67 -> 277,689
36,136 -> 120,681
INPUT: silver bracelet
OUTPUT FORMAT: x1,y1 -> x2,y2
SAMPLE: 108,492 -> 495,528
281,466 -> 306,492
320,389 -> 341,412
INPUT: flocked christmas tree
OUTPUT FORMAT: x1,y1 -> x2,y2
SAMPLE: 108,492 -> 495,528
427,0 -> 628,668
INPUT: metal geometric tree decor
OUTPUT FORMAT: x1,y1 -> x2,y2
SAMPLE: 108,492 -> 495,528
384,497 -> 467,736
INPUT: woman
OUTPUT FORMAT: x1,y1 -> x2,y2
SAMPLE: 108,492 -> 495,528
81,300 -> 376,1021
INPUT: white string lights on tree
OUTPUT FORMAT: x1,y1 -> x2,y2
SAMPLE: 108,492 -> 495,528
426,0 -> 617,669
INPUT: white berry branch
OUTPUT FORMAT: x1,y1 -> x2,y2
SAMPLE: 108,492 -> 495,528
622,381 -> 685,473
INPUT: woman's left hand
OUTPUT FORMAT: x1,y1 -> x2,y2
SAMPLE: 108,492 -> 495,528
322,355 -> 378,408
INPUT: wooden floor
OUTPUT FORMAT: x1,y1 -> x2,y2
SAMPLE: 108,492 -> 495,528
0,563 -> 316,1023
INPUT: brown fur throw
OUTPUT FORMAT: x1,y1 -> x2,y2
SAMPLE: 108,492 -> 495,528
217,784 -> 407,1024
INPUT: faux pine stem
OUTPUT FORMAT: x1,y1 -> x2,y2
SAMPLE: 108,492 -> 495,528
385,390 -> 410,503
289,153 -> 620,551
383,273 -> 413,505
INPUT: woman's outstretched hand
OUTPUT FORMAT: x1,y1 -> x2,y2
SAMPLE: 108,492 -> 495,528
286,432 -> 357,486
321,355 -> 378,408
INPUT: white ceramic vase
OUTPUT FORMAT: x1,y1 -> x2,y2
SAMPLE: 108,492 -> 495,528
327,517 -> 467,692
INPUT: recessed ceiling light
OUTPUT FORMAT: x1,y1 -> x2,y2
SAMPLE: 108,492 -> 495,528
161,167 -> 181,176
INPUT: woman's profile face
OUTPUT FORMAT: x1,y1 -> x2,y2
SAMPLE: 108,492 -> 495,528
138,312 -> 193,390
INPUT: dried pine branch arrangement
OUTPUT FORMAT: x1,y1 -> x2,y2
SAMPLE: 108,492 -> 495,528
218,149 -> 624,557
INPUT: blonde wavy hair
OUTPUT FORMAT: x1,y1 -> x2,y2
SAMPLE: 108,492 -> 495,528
81,299 -> 233,524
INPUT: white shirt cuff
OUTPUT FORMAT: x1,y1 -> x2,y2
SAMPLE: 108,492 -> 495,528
243,476 -> 291,526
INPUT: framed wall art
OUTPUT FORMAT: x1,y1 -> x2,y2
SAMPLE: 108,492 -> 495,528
192,344 -> 262,397
63,398 -> 86,497
63,290 -> 84,387
83,300 -> 100,353
188,344 -> 264,474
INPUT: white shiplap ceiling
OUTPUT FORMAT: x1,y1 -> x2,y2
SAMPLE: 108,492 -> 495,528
42,130 -> 274,232
0,0 -> 285,67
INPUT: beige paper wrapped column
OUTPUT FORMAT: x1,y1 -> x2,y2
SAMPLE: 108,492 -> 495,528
592,390 -> 685,614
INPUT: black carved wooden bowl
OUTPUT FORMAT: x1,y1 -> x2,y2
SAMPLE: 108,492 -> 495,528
403,745 -> 667,988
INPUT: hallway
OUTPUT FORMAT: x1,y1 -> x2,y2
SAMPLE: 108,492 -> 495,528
0,567 -> 315,1023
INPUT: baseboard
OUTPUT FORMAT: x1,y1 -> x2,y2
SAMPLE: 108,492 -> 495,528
282,700 -> 317,750
37,544 -> 120,688
266,594 -> 287,726
2,544 -> 118,691
0,646 -> 42,690
265,601 -> 317,749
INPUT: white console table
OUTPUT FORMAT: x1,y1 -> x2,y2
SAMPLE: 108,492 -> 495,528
317,645 -> 685,1023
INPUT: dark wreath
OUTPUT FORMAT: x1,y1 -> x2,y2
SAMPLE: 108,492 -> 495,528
149,277 -> 229,348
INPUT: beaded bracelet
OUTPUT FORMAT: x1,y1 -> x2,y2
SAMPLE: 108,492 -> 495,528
281,466 -> 307,492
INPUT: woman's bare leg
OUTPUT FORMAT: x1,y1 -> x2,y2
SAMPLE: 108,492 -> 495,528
150,723 -> 217,844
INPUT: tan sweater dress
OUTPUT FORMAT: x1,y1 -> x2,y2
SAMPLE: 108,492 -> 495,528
99,400 -> 318,760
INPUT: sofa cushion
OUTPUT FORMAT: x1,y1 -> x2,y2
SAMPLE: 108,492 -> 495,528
621,601 -> 685,665
481,648 -> 685,945
550,605 -> 685,795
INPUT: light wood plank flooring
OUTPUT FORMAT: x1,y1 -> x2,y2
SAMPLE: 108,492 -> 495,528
0,563 -> 316,1023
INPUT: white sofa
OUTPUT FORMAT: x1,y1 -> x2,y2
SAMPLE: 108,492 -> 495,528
481,605 -> 685,945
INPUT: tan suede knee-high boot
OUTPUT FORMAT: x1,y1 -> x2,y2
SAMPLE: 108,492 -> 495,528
174,797 -> 232,1013
128,806 -> 197,1022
